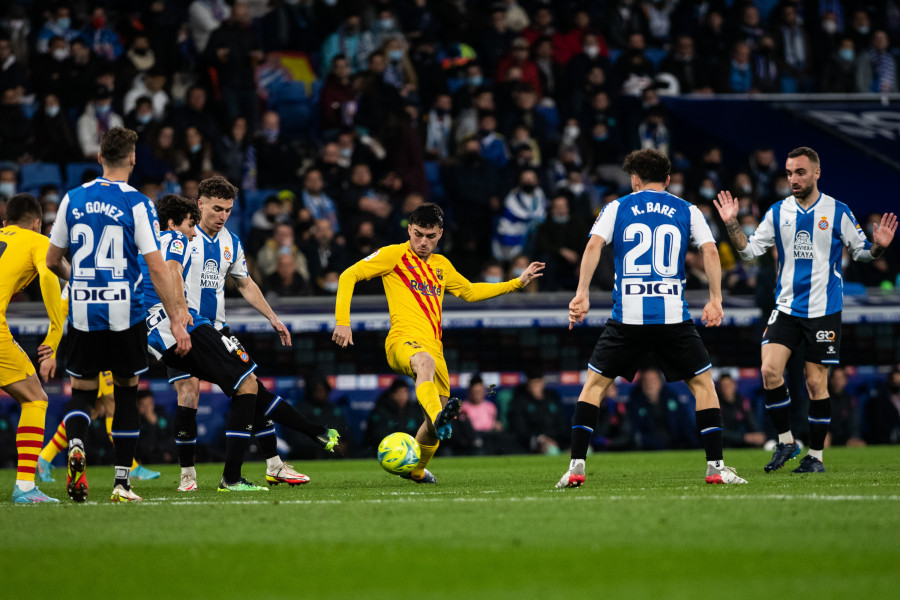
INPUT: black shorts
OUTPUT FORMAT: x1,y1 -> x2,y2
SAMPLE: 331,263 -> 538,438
161,324 -> 257,397
761,310 -> 841,365
588,319 -> 712,382
65,322 -> 148,380
166,326 -> 235,383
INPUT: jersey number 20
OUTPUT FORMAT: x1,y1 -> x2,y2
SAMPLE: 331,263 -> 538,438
623,223 -> 681,277
71,224 -> 127,279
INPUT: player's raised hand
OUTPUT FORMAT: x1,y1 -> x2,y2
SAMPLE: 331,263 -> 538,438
701,298 -> 724,328
568,292 -> 590,330
270,316 -> 292,347
332,324 -> 354,348
873,212 -> 898,248
518,261 -> 546,286
714,191 -> 739,223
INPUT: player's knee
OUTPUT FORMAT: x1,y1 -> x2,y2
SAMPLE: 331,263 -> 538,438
760,362 -> 783,386
410,352 -> 436,377
805,377 -> 827,399
236,372 -> 258,396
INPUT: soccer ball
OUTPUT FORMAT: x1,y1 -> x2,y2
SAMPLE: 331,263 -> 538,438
377,432 -> 421,475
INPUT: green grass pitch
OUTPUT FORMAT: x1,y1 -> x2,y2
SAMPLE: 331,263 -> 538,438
2,447 -> 899,600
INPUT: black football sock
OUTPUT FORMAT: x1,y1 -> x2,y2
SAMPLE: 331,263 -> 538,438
257,380 -> 327,440
63,388 -> 95,447
764,383 -> 792,436
570,401 -> 599,460
111,385 -> 140,490
807,398 -> 831,452
223,394 -> 255,483
695,408 -> 724,463
253,413 -> 278,460
174,406 -> 198,468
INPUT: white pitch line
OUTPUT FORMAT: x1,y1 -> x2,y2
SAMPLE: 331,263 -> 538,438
58,492 -> 900,507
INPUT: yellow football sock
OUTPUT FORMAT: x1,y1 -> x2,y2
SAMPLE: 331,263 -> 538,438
39,419 -> 67,463
416,381 -> 441,423
410,441 -> 439,479
17,400 -> 48,484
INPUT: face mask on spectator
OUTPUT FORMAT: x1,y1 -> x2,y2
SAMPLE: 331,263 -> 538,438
340,147 -> 352,158
389,49 -> 403,62
584,45 -> 599,58
593,133 -> 608,142
322,280 -> 339,293
776,185 -> 792,197
484,275 -> 502,284
137,113 -> 153,124
568,183 -> 584,195
46,104 -> 60,117
43,192 -> 59,204
839,48 -> 855,62
668,183 -> 684,196
95,103 -> 111,115
742,225 -> 756,237
0,182 -> 15,198
739,184 -> 752,195
512,267 -> 525,277
468,75 -> 483,87
52,48 -> 68,61
564,125 -> 580,139
57,17 -> 71,30
856,25 -> 869,35
822,20 -> 838,34
190,143 -> 202,153
552,214 -> 570,224
699,187 -> 715,200
264,128 -> 279,142
324,0 -> 337,6
380,18 -> 395,30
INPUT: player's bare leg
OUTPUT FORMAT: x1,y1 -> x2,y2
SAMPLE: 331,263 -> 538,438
404,352 -> 447,483
794,362 -> 829,474
174,376 -> 201,491
686,371 -> 747,484
761,343 -> 801,471
556,369 -> 614,488
4,375 -> 59,503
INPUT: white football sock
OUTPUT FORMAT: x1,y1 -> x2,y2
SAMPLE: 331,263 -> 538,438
707,460 -> 724,470
266,456 -> 284,472
807,449 -> 823,461
16,480 -> 35,492
777,431 -> 794,444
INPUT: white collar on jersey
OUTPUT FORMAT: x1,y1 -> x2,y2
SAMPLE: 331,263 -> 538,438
197,226 -> 224,243
791,191 -> 823,214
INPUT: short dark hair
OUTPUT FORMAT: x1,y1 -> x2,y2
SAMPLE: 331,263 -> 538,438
157,194 -> 200,230
100,127 -> 138,165
787,146 -> 820,167
409,203 -> 444,229
6,193 -> 42,223
622,148 -> 671,184
469,375 -> 483,387
198,175 -> 237,201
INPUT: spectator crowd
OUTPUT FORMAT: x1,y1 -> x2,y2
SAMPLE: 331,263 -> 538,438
1,0 -> 898,301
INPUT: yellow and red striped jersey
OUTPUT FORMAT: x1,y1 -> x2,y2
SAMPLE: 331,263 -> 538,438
335,242 -> 523,343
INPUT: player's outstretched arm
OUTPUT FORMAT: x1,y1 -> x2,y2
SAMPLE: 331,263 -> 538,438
234,276 -> 291,347
871,212 -> 898,259
714,191 -> 749,251
699,242 -> 723,327
518,261 -> 545,286
569,235 -> 604,329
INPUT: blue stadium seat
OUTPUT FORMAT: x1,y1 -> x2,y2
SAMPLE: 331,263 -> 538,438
608,49 -> 622,64
644,48 -> 668,70
20,162 -> 62,194
65,162 -> 101,190
536,103 -> 560,132
843,282 -> 867,296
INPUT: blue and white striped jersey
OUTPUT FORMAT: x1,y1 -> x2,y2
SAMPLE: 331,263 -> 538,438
49,178 -> 160,332
138,230 -> 210,358
591,190 -> 715,325
739,193 -> 873,318
183,226 -> 248,330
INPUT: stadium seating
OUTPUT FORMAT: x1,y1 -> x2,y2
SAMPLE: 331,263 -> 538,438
19,162 -> 62,194
65,162 -> 101,190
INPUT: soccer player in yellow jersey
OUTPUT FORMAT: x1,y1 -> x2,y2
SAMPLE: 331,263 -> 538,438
0,194 -> 65,503
333,204 -> 544,483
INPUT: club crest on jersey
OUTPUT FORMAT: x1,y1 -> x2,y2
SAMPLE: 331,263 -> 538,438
793,231 -> 814,259
436,268 -> 443,280
201,259 -> 219,288
238,351 -> 249,362
224,247 -> 231,261
818,216 -> 829,230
